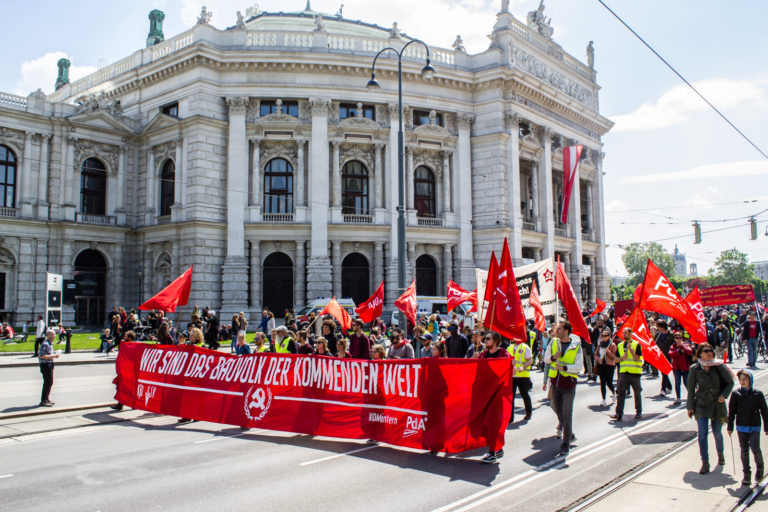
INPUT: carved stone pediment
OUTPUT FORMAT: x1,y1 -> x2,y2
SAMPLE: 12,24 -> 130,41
257,113 -> 301,128
259,140 -> 298,170
413,123 -> 453,138
411,148 -> 444,177
0,127 -> 25,153
152,140 -> 178,163
338,116 -> 380,129
339,142 -> 374,171
75,139 -> 120,173
142,112 -> 181,134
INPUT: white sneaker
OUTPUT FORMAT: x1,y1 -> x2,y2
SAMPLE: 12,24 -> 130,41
600,400 -> 606,407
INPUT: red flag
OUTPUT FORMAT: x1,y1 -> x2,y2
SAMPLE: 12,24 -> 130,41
139,266 -> 193,313
619,305 -> 672,375
447,280 -> 475,311
638,260 -> 700,337
555,261 -> 591,342
482,253 -> 499,327
467,289 -> 478,312
683,287 -> 708,344
632,284 -> 642,303
319,297 -> 352,333
486,239 -> 527,342
395,280 -> 418,328
588,298 -> 607,319
560,145 -> 583,224
354,281 -> 384,324
529,281 -> 546,332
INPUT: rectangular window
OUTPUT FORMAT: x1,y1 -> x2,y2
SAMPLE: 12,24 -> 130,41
260,100 -> 299,117
0,272 -> 5,310
339,103 -> 375,121
161,102 -> 179,117
413,110 -> 442,127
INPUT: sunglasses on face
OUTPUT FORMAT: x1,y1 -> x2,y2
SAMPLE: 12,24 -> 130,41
701,349 -> 713,354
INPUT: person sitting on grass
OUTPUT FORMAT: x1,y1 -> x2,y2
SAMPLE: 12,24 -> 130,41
99,329 -> 114,353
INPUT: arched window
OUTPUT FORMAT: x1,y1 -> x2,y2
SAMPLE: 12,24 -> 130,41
81,158 -> 107,215
74,249 -> 107,327
262,252 -> 293,314
414,166 -> 436,218
416,254 -> 437,296
263,158 -> 293,213
159,159 -> 175,216
341,253 -> 370,305
341,161 -> 369,215
0,145 -> 17,209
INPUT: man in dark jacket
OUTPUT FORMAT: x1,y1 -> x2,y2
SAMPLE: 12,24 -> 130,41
727,369 -> 768,486
205,311 -> 220,350
444,324 -> 469,358
655,321 -> 674,396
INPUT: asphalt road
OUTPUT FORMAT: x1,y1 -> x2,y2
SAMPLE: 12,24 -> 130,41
0,355 -> 764,512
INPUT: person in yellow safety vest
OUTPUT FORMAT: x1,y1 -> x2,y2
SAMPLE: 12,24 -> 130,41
544,320 -> 583,457
274,325 -> 297,354
507,339 -> 534,424
254,332 -> 271,352
611,326 -> 644,422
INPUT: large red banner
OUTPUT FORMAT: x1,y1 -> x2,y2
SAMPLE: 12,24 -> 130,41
115,343 -> 514,453
699,285 -> 756,307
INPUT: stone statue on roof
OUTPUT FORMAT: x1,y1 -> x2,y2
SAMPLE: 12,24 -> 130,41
452,35 -> 466,53
586,41 -> 595,68
389,22 -> 401,39
501,0 -> 510,13
527,0 -> 554,39
197,6 -> 213,25
236,11 -> 245,29
245,4 -> 260,19
314,13 -> 326,31
336,4 -> 344,18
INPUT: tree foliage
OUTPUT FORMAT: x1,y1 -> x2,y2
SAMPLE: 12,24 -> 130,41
707,248 -> 756,286
621,242 -> 675,287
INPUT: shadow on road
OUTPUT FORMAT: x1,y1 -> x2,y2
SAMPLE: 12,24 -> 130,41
1,405 -> 41,413
683,466 -> 738,490
627,430 -> 695,445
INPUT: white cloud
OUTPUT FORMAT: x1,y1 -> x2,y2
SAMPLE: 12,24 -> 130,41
682,185 -> 720,208
15,52 -> 97,96
621,160 -> 768,185
605,199 -> 627,212
609,78 -> 767,133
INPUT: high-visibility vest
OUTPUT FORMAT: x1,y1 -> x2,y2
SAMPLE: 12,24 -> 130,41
257,344 -> 270,353
528,331 -> 536,348
508,343 -> 531,378
276,337 -> 292,354
547,338 -> 579,379
618,340 -> 643,374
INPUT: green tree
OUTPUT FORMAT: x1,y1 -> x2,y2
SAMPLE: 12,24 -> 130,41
707,248 -> 756,285
621,242 -> 676,287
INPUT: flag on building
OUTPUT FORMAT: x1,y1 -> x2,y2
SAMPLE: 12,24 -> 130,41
560,145 -> 583,224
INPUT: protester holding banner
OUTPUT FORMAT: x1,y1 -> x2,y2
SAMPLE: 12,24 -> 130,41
348,320 -> 372,360
479,331 -> 512,463
445,324 -> 469,358
545,321 -> 582,456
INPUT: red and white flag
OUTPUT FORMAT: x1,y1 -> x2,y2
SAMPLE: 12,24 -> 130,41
529,281 -> 546,332
619,305 -> 672,375
555,260 -> 591,342
319,297 -> 353,333
683,287 -> 708,344
395,280 -> 418,328
588,298 -> 607,319
354,281 -> 384,324
482,253 -> 499,327
637,260 -> 700,336
447,280 -> 476,312
560,145 -> 583,224
486,239 -> 527,342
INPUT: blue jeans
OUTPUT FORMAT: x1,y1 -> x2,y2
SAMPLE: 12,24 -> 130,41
697,417 -> 724,462
673,370 -> 688,400
747,338 -> 759,366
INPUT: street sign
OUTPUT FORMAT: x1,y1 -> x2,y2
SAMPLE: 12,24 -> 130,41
46,273 -> 63,328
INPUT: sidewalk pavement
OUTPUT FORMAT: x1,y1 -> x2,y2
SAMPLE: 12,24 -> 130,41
584,437 -> 761,511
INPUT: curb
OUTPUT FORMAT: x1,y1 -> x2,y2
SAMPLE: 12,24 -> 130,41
0,402 -> 115,421
0,359 -> 116,368
0,349 -> 100,356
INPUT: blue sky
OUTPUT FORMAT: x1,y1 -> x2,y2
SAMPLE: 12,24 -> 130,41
4,0 -> 768,278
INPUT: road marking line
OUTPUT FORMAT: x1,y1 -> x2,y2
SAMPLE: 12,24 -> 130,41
137,379 -> 244,396
273,396 -> 427,416
193,429 -> 266,444
299,444 -> 380,466
0,474 -> 13,479
433,408 -> 687,512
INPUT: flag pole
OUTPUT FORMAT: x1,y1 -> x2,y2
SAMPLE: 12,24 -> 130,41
554,255 -> 560,323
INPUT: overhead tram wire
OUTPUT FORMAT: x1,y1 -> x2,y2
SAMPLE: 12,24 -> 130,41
597,0 -> 768,161
609,218 -> 768,248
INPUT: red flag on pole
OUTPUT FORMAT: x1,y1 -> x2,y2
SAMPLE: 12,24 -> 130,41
320,297 -> 353,333
560,145 -> 583,224
139,266 -> 193,313
620,305 -> 672,375
467,289 -> 478,312
587,298 -> 607,319
529,281 -> 546,332
486,239 -> 527,342
555,260 -> 591,342
637,260 -> 700,336
354,281 -> 384,324
683,287 -> 708,343
447,280 -> 475,311
395,280 -> 418,328
482,253 -> 499,327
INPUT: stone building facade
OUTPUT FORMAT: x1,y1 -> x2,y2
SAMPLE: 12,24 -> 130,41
0,2 -> 612,326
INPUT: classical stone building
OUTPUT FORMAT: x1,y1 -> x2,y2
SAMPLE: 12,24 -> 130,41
0,2 -> 612,326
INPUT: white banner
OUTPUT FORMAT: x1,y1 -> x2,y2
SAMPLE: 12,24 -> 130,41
476,258 -> 556,322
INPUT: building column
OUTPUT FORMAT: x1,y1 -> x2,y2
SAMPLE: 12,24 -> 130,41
251,138 -> 261,207
115,145 -> 126,218
406,147 -> 414,210
331,141 -> 341,207
172,138 -> 184,222
145,148 -> 155,225
595,151 -> 609,299
249,241 -> 261,312
540,128 -> 555,260
530,162 -> 539,227
585,181 -> 593,233
62,137 -> 76,214
506,112 -> 523,264
20,132 -> 34,217
296,139 -> 306,207
295,240 -> 306,309
442,150 -> 452,214
570,174 -> 583,281
386,104 -> 400,301
455,113 -> 475,288
37,135 -> 50,219
374,143 -> 384,210
221,96 -> 250,317
374,242 -> 384,288
332,241 -> 342,297
443,244 -> 453,290
407,243 -> 417,285
306,97 -> 333,300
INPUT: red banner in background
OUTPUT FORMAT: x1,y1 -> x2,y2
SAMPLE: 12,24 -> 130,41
699,285 -> 756,307
115,343 -> 514,453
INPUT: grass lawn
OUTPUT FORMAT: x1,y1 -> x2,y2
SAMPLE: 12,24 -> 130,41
0,333 -> 102,353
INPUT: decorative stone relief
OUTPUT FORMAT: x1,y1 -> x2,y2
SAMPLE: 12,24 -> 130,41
456,113 -> 474,130
197,6 -> 213,25
309,97 -> 331,115
452,35 -> 466,53
259,140 -> 298,169
152,140 -> 178,165
411,148 -> 443,177
339,143 -> 374,171
0,127 -> 25,153
75,139 -> 120,172
509,45 -> 594,108
526,1 -> 554,39
75,93 -> 124,118
226,96 -> 249,114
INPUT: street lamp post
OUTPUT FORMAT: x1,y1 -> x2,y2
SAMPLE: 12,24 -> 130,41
366,40 -> 435,297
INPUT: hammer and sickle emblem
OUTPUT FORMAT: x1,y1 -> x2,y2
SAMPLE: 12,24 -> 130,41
249,388 -> 266,410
